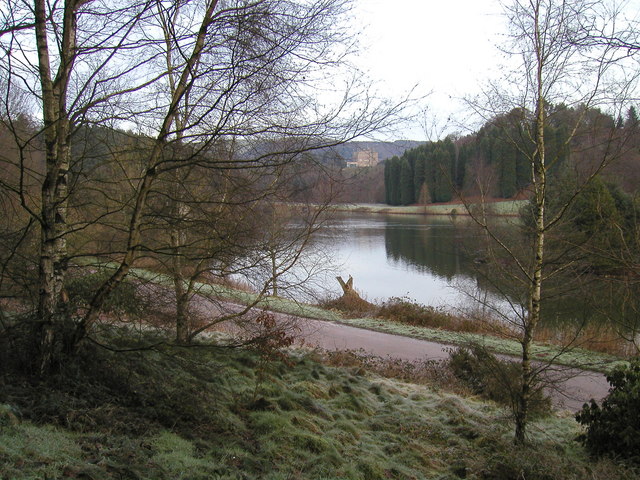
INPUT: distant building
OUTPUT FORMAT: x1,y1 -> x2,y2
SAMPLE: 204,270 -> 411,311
346,149 -> 379,168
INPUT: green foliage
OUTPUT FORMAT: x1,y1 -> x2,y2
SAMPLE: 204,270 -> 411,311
625,105 -> 639,129
384,138 -> 459,205
0,403 -> 19,426
534,173 -> 640,274
572,178 -> 622,239
399,157 -> 414,205
384,157 -> 401,205
431,146 -> 454,202
448,344 -> 552,418
413,153 -> 426,200
382,102 -> 634,206
576,358 -> 640,464
65,271 -> 145,315
383,158 -> 392,204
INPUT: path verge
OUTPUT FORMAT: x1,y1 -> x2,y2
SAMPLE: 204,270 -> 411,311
81,260 -> 626,374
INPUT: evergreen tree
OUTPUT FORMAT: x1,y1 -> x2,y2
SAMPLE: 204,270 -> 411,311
432,146 -> 453,202
399,157 -> 414,205
456,143 -> 471,190
497,141 -> 517,197
625,105 -> 639,129
413,152 -> 426,201
388,156 -> 401,205
616,114 -> 624,129
384,159 -> 392,204
424,144 -> 437,202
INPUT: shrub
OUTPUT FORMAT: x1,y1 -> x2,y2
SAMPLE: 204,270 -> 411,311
575,358 -> 640,464
65,271 -> 144,316
322,294 -> 376,316
448,344 -> 551,418
376,297 -> 502,335
377,297 -> 454,329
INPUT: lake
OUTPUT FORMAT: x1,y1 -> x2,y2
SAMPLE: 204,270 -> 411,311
306,212 -> 510,314
286,210 -> 635,354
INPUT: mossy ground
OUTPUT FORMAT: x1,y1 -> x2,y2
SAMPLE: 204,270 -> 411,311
0,330 -> 636,480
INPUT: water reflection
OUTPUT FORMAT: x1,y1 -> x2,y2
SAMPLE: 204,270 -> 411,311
316,213 -> 489,309
384,217 -> 466,280
306,212 -> 638,352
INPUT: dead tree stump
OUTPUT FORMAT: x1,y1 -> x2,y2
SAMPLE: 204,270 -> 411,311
336,275 -> 355,296
334,275 -> 374,313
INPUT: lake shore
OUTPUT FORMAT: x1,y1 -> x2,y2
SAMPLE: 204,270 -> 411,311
332,199 -> 528,216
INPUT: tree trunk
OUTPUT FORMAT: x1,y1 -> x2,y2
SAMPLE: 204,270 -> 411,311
171,207 -> 191,344
175,289 -> 191,344
336,275 -> 355,297
34,0 -> 78,373
515,9 -> 547,442
271,251 -> 278,296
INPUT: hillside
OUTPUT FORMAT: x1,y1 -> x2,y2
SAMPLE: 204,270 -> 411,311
1,330 -> 636,480
318,140 -> 425,166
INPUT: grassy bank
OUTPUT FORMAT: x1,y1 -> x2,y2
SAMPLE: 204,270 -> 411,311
1,331 -> 636,480
332,200 -> 528,216
74,260 -> 625,373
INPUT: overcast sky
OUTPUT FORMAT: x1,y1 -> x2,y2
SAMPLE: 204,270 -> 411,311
351,0 -> 640,141
352,0 -> 507,140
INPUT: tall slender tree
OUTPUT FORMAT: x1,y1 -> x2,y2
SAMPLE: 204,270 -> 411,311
399,157 -> 414,205
464,0 -> 637,444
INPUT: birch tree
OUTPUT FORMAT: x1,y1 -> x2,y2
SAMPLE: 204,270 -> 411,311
464,0 -> 639,444
0,0 -> 406,371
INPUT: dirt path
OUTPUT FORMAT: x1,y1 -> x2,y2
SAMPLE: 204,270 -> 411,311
170,284 -> 611,413
293,316 -> 610,412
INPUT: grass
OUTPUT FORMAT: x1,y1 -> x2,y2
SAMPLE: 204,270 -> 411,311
332,200 -> 529,216
72,259 -> 626,373
1,328 -> 637,480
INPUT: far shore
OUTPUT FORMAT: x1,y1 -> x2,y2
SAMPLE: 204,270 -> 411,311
332,199 -> 528,217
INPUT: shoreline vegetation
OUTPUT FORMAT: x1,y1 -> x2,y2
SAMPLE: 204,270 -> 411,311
110,264 -> 625,373
331,199 -> 529,217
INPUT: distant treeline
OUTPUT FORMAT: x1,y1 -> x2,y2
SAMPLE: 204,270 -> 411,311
384,104 -> 639,206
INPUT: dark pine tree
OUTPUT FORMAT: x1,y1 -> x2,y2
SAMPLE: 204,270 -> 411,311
384,159 -> 392,204
413,151 -> 426,202
399,157 -> 415,205
388,156 -> 402,205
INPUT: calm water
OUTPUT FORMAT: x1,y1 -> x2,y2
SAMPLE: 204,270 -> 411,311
287,212 -> 639,354
309,213 -> 502,312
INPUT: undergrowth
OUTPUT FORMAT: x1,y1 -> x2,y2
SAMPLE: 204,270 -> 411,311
322,292 -> 377,316
74,263 -> 625,370
0,327 -> 637,479
377,297 -> 500,335
448,344 -> 552,419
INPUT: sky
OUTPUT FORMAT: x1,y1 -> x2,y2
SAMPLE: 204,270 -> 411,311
352,0 -> 507,140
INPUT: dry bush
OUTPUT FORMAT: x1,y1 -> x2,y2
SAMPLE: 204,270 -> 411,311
536,323 -> 637,358
322,293 -> 377,316
377,297 -> 509,336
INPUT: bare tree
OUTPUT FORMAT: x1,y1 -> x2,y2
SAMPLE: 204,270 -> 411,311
0,0 -> 408,371
460,0 -> 638,444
